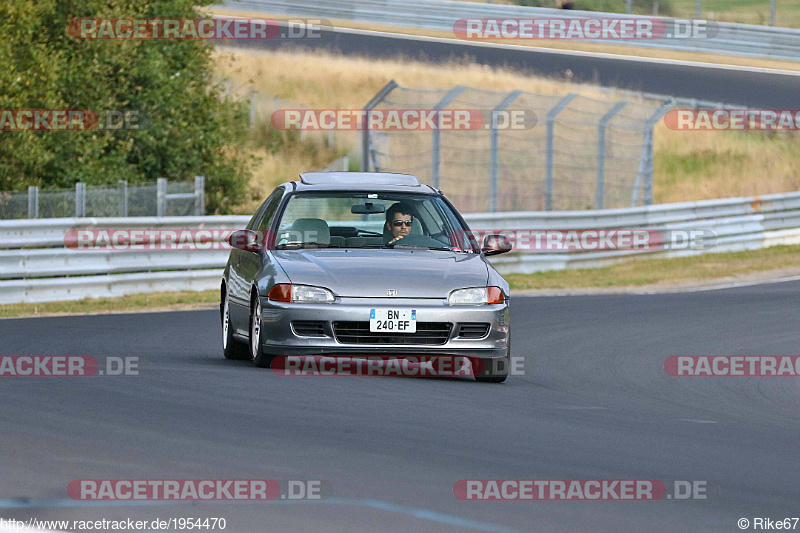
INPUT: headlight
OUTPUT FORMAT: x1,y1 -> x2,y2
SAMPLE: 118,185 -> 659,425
448,287 -> 487,305
448,287 -> 505,305
291,285 -> 335,303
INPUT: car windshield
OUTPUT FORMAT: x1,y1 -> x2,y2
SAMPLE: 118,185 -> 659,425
274,191 -> 479,252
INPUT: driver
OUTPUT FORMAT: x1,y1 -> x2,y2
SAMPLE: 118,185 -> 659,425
384,202 -> 414,244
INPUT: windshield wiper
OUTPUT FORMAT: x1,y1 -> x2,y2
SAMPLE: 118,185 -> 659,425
392,245 -> 456,251
275,242 -> 341,249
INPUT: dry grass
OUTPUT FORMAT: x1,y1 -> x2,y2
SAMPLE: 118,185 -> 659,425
653,127 -> 800,203
212,46 -> 612,109
214,47 -> 800,206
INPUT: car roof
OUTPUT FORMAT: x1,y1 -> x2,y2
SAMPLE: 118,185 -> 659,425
287,172 -> 438,194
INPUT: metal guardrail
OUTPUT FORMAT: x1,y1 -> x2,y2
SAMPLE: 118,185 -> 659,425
215,0 -> 800,62
2,191 -> 800,304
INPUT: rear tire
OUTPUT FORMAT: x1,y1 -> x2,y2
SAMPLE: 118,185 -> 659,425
222,292 -> 250,360
249,297 -> 275,368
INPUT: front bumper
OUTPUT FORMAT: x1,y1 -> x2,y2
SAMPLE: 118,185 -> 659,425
255,296 -> 510,360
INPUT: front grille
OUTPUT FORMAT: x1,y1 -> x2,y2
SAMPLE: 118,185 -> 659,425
457,322 -> 491,339
332,321 -> 452,345
291,321 -> 327,337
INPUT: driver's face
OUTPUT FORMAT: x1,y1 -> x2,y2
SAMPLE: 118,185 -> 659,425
388,214 -> 412,239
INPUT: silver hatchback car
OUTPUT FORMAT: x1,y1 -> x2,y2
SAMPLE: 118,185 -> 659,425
220,172 -> 512,382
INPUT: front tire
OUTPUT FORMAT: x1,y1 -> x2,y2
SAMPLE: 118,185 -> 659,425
249,297 -> 275,368
222,292 -> 250,360
473,339 -> 510,383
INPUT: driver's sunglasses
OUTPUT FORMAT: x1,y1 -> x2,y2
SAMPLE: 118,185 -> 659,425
392,220 -> 413,227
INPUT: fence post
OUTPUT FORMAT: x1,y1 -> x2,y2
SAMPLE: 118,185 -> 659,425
157,178 -> 167,217
545,94 -> 577,211
596,101 -> 628,210
361,80 -> 398,173
431,85 -> 467,189
489,90 -> 522,212
194,175 -> 205,216
27,186 -> 39,219
118,180 -> 128,217
75,182 -> 86,217
633,101 -> 673,206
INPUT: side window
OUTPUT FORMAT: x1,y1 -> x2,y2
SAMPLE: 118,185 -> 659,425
255,190 -> 284,231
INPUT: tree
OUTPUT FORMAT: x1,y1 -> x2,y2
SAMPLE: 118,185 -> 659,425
0,0 -> 251,213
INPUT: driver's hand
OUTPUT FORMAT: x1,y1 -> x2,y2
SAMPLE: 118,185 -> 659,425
388,236 -> 403,244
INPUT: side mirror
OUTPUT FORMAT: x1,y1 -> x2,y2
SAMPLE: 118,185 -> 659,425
482,234 -> 512,256
228,229 -> 262,252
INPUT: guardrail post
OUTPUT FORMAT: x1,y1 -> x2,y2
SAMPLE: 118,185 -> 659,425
118,180 -> 128,217
633,101 -> 673,206
343,155 -> 349,171
361,80 -> 399,173
432,85 -> 467,189
157,178 -> 167,217
489,90 -> 522,212
75,182 -> 86,217
770,0 -> 776,26
27,186 -> 39,219
596,101 -> 628,210
545,94 -> 577,211
194,176 -> 205,216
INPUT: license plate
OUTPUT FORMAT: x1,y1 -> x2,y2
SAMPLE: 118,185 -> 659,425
370,308 -> 416,333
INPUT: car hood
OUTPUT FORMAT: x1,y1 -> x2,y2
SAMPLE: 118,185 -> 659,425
272,249 -> 489,298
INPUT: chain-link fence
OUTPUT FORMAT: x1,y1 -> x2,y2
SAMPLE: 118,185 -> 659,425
361,81 -> 670,213
0,177 -> 205,219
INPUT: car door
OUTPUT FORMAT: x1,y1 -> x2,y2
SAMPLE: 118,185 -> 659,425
228,188 -> 284,335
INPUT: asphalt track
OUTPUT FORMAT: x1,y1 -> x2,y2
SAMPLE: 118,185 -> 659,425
1,281 -> 799,532
228,24 -> 800,108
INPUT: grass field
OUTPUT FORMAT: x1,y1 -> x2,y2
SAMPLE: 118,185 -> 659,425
213,47 -> 800,209
670,0 -> 800,27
